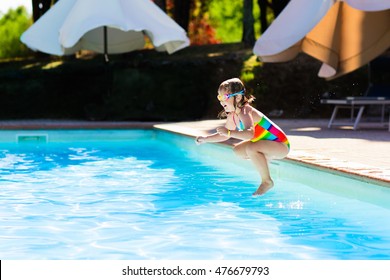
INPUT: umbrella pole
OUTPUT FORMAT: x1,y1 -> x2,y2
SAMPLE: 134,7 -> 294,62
103,26 -> 111,96
104,26 -> 109,64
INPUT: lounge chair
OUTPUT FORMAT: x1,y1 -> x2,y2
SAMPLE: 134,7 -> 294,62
320,56 -> 390,131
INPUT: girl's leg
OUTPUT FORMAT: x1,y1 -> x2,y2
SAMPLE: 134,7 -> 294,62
233,141 -> 250,159
245,141 -> 289,196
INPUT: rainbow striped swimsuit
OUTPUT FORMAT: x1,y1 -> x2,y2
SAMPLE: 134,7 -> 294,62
251,117 -> 290,150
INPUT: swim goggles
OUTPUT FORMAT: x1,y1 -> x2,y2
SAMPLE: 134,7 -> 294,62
217,90 -> 245,101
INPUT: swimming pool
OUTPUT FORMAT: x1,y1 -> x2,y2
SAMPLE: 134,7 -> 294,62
0,129 -> 389,260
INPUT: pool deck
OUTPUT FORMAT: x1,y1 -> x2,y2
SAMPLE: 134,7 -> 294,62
0,119 -> 389,187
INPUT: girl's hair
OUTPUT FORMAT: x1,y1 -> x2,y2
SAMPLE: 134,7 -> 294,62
217,78 -> 255,118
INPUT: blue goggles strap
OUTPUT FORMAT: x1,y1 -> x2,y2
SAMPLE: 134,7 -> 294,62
227,90 -> 245,98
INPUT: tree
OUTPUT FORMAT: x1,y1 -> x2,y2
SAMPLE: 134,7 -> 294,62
169,0 -> 220,44
208,1 -> 244,43
173,0 -> 191,31
0,7 -> 32,59
154,0 -> 167,12
271,0 -> 289,17
242,0 -> 256,45
257,0 -> 269,33
188,0 -> 220,45
257,0 -> 289,33
32,0 -> 56,22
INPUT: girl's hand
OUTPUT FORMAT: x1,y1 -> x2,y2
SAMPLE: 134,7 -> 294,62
195,136 -> 206,145
216,127 -> 229,137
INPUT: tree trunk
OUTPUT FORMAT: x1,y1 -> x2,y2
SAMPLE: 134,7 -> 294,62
32,0 -> 53,22
242,0 -> 255,46
154,0 -> 167,12
271,0 -> 289,18
257,0 -> 269,34
257,0 -> 289,34
173,0 -> 191,31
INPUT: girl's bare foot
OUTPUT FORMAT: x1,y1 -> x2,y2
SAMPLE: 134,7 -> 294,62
253,179 -> 274,196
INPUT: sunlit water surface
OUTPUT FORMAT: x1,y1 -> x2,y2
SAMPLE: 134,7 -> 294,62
0,130 -> 389,260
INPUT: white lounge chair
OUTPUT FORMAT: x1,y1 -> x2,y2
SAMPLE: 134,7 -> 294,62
321,56 -> 390,131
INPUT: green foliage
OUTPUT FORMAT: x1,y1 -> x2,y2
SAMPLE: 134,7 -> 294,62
0,43 -> 371,120
0,7 -> 32,59
240,54 -> 261,91
0,45 -> 248,121
208,0 -> 262,43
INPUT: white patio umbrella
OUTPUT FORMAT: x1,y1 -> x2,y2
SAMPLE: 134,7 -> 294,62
253,0 -> 390,80
20,0 -> 190,60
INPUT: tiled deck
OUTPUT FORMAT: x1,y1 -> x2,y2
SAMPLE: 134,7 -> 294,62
0,119 -> 389,187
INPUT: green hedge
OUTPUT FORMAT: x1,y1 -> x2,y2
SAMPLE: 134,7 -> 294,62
0,44 -> 371,121
0,45 -> 248,121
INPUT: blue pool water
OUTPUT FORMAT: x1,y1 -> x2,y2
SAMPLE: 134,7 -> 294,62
0,129 -> 389,260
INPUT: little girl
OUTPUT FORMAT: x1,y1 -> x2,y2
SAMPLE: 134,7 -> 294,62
196,78 -> 290,196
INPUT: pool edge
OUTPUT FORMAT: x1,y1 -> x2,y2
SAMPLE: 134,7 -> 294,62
0,120 -> 388,188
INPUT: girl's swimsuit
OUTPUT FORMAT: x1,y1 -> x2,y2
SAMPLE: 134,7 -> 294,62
232,113 -> 245,131
251,116 -> 290,150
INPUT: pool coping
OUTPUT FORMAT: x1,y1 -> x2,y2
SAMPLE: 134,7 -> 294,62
0,119 -> 389,188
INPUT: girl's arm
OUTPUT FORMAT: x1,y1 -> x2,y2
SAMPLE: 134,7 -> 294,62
195,132 -> 229,145
216,127 -> 253,141
217,106 -> 256,140
196,117 -> 233,145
